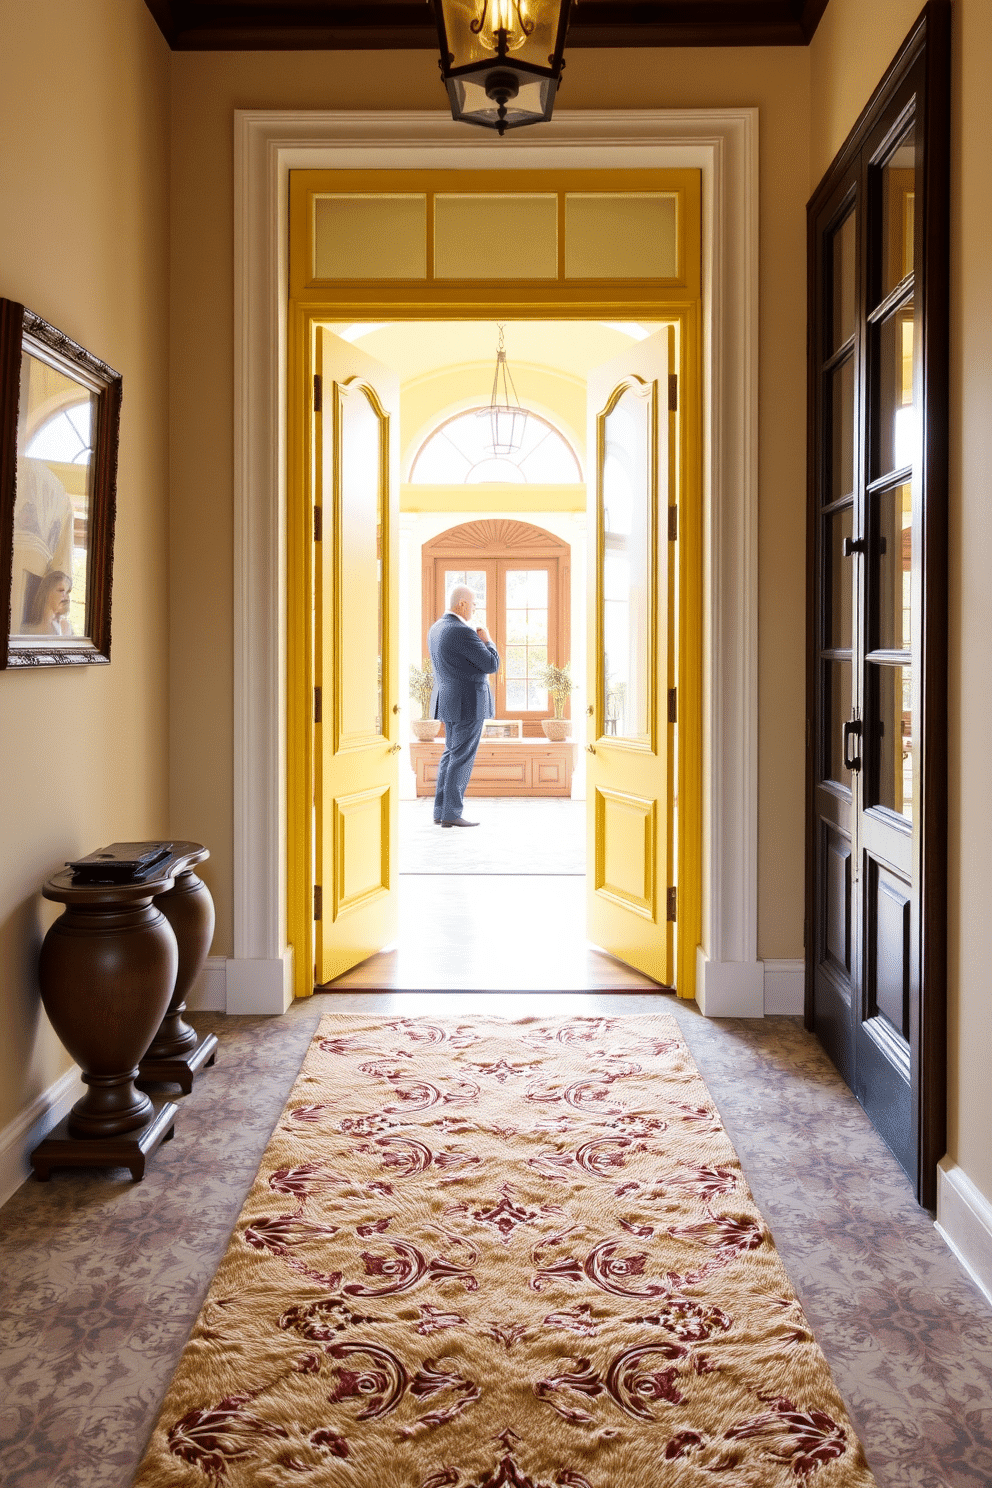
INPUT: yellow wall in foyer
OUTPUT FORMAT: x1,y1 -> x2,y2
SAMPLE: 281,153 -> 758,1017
0,0 -> 171,1132
168,44 -> 812,965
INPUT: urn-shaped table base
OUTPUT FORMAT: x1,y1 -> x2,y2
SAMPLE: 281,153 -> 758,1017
39,890 -> 179,1139
32,842 -> 217,1179
138,846 -> 218,1092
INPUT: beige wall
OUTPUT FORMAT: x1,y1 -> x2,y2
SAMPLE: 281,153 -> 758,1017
0,0 -> 171,1130
169,46 -> 812,962
811,0 -> 992,1207
946,0 -> 992,1204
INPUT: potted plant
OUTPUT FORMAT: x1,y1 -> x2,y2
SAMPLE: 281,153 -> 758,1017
409,658 -> 442,740
534,661 -> 576,740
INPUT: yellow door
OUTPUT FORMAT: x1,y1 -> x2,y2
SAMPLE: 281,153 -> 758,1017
586,328 -> 676,985
315,328 -> 400,983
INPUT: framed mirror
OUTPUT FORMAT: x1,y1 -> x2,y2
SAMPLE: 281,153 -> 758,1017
0,300 -> 121,667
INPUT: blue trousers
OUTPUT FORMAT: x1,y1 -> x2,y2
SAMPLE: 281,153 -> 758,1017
434,719 -> 484,821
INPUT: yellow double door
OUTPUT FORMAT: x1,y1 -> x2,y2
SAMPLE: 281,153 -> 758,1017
313,323 -> 691,995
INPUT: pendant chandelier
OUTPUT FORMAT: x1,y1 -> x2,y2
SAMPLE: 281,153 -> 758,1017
434,0 -> 573,136
480,324 -> 529,455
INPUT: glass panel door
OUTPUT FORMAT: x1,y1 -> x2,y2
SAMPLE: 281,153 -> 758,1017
504,568 -> 549,712
807,16 -> 949,1207
601,384 -> 653,743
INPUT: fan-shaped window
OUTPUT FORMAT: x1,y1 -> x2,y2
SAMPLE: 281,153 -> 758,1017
27,400 -> 93,465
410,408 -> 581,484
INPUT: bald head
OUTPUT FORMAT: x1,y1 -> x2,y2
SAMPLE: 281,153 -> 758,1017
447,584 -> 476,620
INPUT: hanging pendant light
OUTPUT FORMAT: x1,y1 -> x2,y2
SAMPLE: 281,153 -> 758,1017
434,0 -> 573,136
480,324 -> 529,454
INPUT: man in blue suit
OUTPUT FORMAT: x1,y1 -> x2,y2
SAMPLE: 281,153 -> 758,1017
428,584 -> 501,827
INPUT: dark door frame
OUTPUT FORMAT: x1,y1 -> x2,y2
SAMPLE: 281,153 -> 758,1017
805,1 -> 950,1208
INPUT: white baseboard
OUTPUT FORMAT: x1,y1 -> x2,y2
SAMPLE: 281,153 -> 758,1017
226,949 -> 294,1015
695,949 -> 765,1017
763,958 -> 805,1015
935,1157 -> 992,1306
186,955 -> 230,1012
0,1063 -> 86,1207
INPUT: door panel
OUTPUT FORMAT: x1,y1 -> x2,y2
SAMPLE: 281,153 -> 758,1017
823,825 -> 852,978
586,329 -> 674,984
316,329 -> 400,984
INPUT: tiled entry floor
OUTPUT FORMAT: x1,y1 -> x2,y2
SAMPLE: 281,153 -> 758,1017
324,874 -> 663,990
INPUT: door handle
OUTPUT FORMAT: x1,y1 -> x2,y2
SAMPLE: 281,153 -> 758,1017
843,536 -> 866,557
586,744 -> 596,754
389,743 -> 402,754
392,704 -> 400,714
843,719 -> 862,771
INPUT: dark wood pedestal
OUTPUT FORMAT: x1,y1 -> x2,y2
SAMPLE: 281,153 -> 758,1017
138,843 -> 218,1093
32,841 -> 217,1180
137,1033 -> 217,1095
31,1097 -> 178,1182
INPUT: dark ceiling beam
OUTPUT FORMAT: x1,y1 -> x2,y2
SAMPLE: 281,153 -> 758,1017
144,0 -> 831,50
144,0 -> 179,46
798,0 -> 830,43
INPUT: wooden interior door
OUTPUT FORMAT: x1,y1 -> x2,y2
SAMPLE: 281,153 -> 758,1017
586,328 -> 676,985
423,521 -> 571,737
315,329 -> 400,984
806,11 -> 949,1206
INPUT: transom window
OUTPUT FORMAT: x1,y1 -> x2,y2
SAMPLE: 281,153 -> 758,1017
410,408 -> 582,484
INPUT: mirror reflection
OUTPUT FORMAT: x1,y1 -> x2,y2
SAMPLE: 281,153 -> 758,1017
12,352 -> 94,639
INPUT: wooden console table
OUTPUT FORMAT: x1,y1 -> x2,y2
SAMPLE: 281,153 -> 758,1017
409,738 -> 576,798
31,841 -> 217,1181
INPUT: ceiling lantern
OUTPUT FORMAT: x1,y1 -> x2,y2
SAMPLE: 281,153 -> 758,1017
434,0 -> 573,136
480,324 -> 530,454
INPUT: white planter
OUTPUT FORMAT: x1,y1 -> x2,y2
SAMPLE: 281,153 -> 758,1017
411,718 -> 442,741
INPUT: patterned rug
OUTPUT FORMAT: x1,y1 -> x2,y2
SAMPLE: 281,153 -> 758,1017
135,1015 -> 877,1487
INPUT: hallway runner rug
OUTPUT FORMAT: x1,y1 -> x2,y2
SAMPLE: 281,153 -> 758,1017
135,1015 -> 877,1487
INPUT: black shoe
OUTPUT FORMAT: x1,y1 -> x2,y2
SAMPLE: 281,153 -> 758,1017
441,817 -> 479,828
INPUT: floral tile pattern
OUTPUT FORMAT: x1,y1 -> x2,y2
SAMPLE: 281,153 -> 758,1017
0,997 -> 989,1488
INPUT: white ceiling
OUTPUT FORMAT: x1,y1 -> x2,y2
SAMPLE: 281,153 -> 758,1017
336,320 -> 662,383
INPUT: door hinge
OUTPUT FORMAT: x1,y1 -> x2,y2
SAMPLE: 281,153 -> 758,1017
668,688 -> 677,723
668,373 -> 678,412
313,373 -> 322,412
313,884 -> 323,921
668,504 -> 678,541
313,504 -> 322,542
667,886 -> 677,922
314,685 -> 322,724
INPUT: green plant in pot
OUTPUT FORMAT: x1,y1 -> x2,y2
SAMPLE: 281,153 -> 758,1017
409,658 -> 442,740
534,661 -> 576,740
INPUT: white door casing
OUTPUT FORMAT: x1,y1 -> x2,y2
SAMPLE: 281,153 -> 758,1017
231,108 -> 760,1016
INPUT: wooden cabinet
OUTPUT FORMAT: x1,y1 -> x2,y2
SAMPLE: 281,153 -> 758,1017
409,739 -> 576,797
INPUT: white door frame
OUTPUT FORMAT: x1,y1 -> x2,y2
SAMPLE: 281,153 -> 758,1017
230,108 -> 763,1016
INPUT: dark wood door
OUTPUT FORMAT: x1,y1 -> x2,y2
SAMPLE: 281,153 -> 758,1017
806,6 -> 949,1207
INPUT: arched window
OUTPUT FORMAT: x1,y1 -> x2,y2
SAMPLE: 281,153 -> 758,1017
26,401 -> 93,465
410,408 -> 581,484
